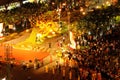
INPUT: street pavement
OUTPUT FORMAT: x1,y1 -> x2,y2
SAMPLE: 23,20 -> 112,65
0,57 -> 79,80
0,31 -> 71,80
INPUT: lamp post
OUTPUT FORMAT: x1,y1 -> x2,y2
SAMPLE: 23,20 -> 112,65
58,8 -> 61,28
4,44 -> 12,80
67,11 -> 70,31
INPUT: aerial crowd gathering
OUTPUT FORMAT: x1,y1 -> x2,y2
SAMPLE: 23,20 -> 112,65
0,1 -> 119,80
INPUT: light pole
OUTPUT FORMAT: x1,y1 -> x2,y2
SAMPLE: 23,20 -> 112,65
4,44 -> 12,80
58,8 -> 61,28
67,11 -> 70,31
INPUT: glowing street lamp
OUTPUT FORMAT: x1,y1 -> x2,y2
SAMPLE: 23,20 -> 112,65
82,12 -> 86,15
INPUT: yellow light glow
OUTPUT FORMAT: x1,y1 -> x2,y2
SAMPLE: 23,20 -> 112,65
2,77 -> 6,80
59,58 -> 64,65
52,31 -> 55,34
96,6 -> 101,9
21,45 -> 24,47
59,9 -> 61,12
106,1 -> 111,6
28,0 -> 34,2
106,1 -> 110,4
52,2 -> 55,5
26,29 -> 29,32
82,12 -> 86,15
62,3 -> 66,6
80,7 -> 84,12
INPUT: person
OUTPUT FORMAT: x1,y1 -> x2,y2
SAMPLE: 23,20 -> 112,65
48,42 -> 51,48
62,67 -> 65,80
58,64 -> 61,73
22,62 -> 27,70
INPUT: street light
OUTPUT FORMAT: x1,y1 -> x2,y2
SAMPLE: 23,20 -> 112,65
67,11 -> 70,31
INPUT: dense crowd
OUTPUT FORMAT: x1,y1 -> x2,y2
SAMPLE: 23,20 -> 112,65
0,1 -> 119,80
64,25 -> 120,80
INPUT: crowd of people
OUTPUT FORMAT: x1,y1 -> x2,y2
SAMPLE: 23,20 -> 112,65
0,1 -> 119,80
63,25 -> 120,80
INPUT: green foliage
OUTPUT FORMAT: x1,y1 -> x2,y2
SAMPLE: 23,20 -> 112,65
115,16 -> 120,23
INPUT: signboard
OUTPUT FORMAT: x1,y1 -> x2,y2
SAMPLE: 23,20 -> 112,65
0,23 -> 3,39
